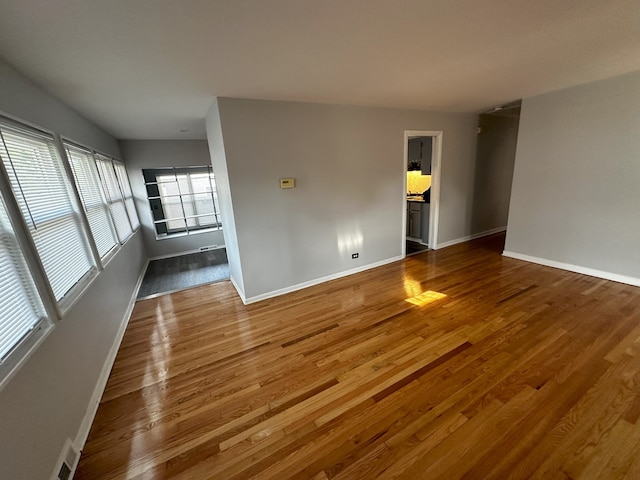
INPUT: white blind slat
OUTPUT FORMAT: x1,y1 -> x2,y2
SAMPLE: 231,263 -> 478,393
95,155 -> 134,243
0,195 -> 46,361
65,143 -> 119,258
0,122 -> 94,301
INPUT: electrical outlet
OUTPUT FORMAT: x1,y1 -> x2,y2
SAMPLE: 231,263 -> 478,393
352,253 -> 359,259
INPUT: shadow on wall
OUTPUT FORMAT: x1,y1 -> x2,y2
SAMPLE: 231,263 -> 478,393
470,105 -> 521,233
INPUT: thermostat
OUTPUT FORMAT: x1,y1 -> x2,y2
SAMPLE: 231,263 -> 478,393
280,178 -> 295,189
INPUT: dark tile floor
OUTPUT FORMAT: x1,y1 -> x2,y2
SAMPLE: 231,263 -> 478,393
406,240 -> 430,256
137,248 -> 230,299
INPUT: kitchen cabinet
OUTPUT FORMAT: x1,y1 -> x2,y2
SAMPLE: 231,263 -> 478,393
408,139 -> 422,163
421,137 -> 432,175
407,200 -> 431,245
407,201 -> 422,239
407,137 -> 433,174
421,202 -> 430,245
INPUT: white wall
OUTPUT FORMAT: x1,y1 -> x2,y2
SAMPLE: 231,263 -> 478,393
505,71 -> 640,284
0,58 -> 147,480
120,140 -> 225,258
206,100 -> 245,297
214,98 -> 479,301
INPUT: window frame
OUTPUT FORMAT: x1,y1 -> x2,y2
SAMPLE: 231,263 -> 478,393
0,146 -> 57,391
0,112 -> 141,389
0,117 -> 99,316
143,166 -> 222,240
62,139 -> 121,266
94,153 -> 137,244
0,202 -> 54,388
113,160 -> 140,232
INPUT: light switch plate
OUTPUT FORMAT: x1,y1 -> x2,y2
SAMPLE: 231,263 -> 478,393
280,178 -> 295,189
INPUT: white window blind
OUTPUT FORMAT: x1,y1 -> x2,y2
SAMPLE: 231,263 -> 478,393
113,161 -> 140,231
95,154 -> 133,243
0,194 -> 48,364
65,143 -> 119,259
0,122 -> 95,303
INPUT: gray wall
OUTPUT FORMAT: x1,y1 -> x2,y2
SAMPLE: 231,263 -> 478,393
471,112 -> 519,233
0,59 -> 120,158
214,98 -> 479,301
120,140 -> 225,258
505,71 -> 640,280
0,58 -> 147,480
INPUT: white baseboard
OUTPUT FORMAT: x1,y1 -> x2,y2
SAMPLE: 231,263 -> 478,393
243,256 -> 404,305
229,275 -> 247,304
148,245 -> 225,262
73,258 -> 148,452
436,226 -> 507,249
502,251 -> 640,287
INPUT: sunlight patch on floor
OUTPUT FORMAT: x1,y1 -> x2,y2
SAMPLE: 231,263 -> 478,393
405,290 -> 447,306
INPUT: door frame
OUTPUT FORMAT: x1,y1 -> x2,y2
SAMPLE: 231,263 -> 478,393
402,130 -> 443,258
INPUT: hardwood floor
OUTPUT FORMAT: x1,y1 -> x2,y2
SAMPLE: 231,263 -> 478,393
75,234 -> 640,479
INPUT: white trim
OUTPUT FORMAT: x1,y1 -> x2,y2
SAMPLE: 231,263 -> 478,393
147,244 -> 225,262
229,274 -> 247,304
428,133 -> 442,250
73,258 -> 148,452
49,438 -> 79,480
243,255 -> 403,305
57,268 -> 100,318
436,226 -> 507,249
138,258 -> 150,292
153,226 -> 223,242
401,138 -> 408,258
0,322 -> 53,392
136,277 -> 229,301
502,251 -> 640,287
406,236 -> 427,245
59,223 -> 144,313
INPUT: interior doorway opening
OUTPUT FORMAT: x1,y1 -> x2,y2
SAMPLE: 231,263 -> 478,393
402,130 -> 442,258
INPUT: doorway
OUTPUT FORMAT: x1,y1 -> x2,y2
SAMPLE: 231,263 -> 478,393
402,130 -> 442,258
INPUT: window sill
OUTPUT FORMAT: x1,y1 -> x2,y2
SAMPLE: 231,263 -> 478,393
0,319 -> 53,392
154,226 -> 223,241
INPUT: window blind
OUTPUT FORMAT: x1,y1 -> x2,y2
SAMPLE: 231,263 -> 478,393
113,161 -> 140,231
0,122 -> 94,302
95,155 -> 133,243
0,194 -> 48,362
65,142 -> 119,259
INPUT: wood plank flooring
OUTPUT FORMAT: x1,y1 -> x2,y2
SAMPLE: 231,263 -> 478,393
75,234 -> 640,479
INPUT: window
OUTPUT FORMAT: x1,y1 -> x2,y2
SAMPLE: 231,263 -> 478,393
143,166 -> 221,238
113,161 -> 140,232
0,114 -> 140,387
64,142 -> 119,260
0,192 -> 50,385
0,120 -> 95,306
95,154 -> 135,243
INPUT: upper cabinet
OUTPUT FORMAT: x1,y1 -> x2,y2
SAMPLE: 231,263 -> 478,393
421,137 -> 432,175
407,137 -> 432,175
408,138 -> 422,162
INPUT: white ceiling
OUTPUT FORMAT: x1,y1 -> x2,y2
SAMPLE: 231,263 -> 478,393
0,0 -> 638,140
